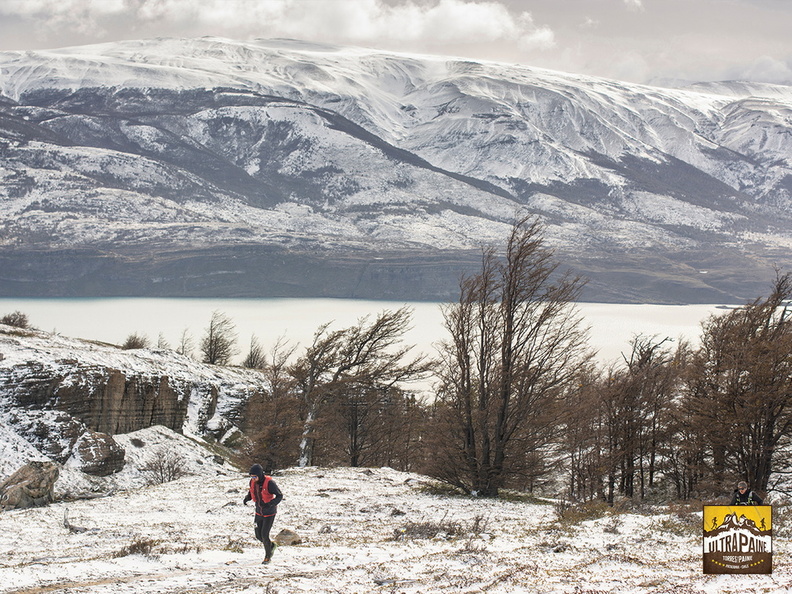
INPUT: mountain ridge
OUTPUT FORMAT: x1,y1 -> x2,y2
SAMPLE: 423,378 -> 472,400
1,37 -> 790,303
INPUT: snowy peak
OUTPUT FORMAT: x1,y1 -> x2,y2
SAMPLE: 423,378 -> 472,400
0,37 -> 790,303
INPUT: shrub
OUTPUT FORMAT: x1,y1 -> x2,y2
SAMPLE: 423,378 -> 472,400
139,449 -> 189,485
657,514 -> 699,537
555,500 -> 611,525
1,311 -> 30,328
122,332 -> 150,350
115,537 -> 160,558
391,513 -> 488,541
223,538 -> 245,553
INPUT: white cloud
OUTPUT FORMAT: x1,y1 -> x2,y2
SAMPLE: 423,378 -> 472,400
0,0 -> 553,55
736,55 -> 792,84
0,0 -> 127,36
623,0 -> 644,10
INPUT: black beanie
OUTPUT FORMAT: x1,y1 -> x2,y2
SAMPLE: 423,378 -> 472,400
249,464 -> 264,480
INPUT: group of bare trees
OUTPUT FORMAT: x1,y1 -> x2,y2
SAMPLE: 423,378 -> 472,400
121,310 -> 238,364
563,275 -> 792,503
682,276 -> 792,495
241,307 -> 431,473
240,218 -> 792,502
106,216 -> 792,502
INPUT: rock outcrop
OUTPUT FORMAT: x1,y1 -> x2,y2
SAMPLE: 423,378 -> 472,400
68,430 -> 126,476
0,461 -> 59,510
7,362 -> 189,435
0,325 -> 267,480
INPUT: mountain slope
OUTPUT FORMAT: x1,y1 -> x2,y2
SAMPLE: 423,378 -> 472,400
1,37 -> 790,303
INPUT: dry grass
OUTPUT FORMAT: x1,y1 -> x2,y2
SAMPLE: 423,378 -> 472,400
391,513 -> 489,542
114,536 -> 160,558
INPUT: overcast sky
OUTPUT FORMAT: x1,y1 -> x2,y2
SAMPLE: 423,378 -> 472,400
0,0 -> 789,85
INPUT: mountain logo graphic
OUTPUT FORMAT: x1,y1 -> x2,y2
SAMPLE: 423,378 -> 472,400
703,506 -> 772,574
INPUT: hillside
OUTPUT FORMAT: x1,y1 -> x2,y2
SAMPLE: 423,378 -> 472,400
0,322 -> 263,481
1,460 -> 790,593
1,318 -> 791,591
1,38 -> 791,303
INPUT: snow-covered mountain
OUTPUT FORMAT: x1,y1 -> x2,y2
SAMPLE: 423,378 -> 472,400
1,37 -> 791,303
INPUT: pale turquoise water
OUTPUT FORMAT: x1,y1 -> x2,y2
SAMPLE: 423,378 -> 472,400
0,298 -> 727,366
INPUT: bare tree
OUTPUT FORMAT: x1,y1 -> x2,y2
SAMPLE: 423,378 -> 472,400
684,272 -> 792,494
245,337 -> 301,472
429,217 -> 590,497
662,362 -> 708,499
558,364 -> 606,502
156,333 -> 170,350
200,310 -> 238,365
289,307 -> 430,467
177,328 -> 194,358
597,335 -> 682,503
242,334 -> 266,369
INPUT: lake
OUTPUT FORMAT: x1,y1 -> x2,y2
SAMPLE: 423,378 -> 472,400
0,298 -> 729,367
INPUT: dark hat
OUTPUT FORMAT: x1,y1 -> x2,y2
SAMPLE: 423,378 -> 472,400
249,464 -> 264,480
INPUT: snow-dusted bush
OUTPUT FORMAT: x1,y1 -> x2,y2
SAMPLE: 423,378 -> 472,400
139,448 -> 189,485
0,311 -> 30,329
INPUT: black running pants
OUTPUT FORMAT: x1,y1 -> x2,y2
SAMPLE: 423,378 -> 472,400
254,514 -> 276,558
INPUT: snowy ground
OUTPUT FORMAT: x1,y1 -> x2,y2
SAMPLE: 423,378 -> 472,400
2,460 -> 790,594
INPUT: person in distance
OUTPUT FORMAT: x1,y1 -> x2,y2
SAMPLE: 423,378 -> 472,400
243,463 -> 284,564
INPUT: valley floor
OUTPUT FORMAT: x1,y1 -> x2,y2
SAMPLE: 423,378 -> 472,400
0,466 -> 788,594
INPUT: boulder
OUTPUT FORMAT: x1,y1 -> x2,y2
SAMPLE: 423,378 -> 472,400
274,528 -> 303,546
0,461 -> 59,510
69,430 -> 126,476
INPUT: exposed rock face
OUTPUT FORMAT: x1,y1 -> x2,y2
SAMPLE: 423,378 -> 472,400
0,461 -> 59,510
51,368 -> 188,435
2,362 -> 191,464
0,326 -> 268,481
7,409 -> 86,462
69,430 -> 126,476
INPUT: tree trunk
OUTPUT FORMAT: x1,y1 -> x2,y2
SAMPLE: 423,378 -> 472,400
298,408 -> 315,467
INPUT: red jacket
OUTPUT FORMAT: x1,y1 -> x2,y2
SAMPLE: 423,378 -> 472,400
245,476 -> 283,517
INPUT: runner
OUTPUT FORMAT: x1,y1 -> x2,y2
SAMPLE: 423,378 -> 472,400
243,464 -> 284,563
729,480 -> 763,505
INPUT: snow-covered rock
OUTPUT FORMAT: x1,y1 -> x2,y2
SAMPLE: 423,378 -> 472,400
0,460 -> 58,510
67,430 -> 126,477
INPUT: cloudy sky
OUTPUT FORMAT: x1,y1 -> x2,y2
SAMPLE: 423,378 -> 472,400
0,0 -> 789,85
